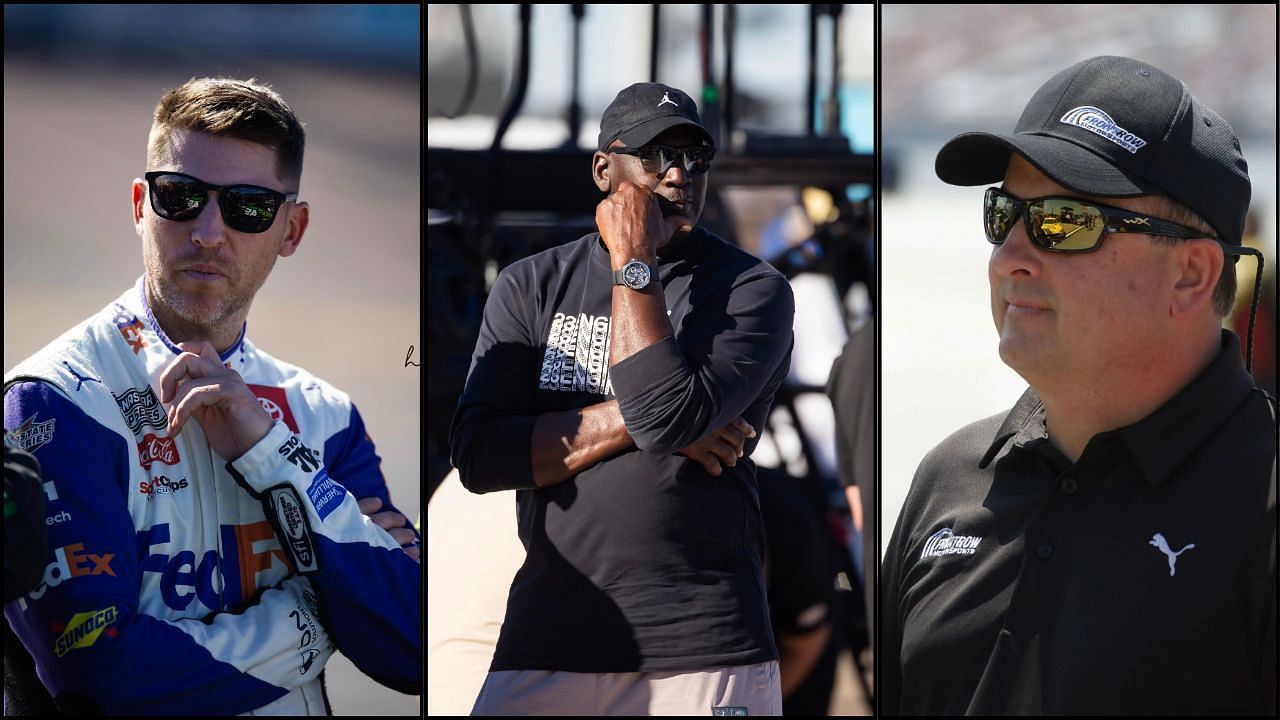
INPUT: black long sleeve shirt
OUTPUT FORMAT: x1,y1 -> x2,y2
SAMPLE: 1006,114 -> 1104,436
882,331 -> 1277,715
450,226 -> 795,672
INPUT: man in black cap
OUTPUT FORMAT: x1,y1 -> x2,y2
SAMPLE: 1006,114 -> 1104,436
452,82 -> 794,715
881,56 -> 1276,715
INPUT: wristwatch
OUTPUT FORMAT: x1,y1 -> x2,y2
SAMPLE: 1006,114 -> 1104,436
613,259 -> 659,290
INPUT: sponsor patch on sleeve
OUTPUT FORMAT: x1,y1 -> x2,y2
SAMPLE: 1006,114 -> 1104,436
268,485 -> 321,575
54,606 -> 120,657
305,468 -> 345,522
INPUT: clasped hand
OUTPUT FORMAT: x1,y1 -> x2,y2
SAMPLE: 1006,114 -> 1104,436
677,417 -> 756,476
159,341 -> 273,461
595,182 -> 693,261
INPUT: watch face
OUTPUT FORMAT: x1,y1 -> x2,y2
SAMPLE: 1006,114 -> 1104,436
623,262 -> 650,288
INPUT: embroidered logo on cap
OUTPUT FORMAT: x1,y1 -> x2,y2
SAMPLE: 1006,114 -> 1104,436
920,527 -> 983,559
1060,106 -> 1147,154
658,92 -> 678,109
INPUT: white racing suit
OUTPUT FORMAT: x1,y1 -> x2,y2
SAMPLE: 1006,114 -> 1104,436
3,276 -> 421,715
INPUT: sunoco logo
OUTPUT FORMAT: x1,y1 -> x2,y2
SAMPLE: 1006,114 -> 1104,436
920,527 -> 983,559
1059,106 -> 1147,154
54,606 -> 119,657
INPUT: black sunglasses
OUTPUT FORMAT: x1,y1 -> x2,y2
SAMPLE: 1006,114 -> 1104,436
145,171 -> 298,234
982,186 -> 1224,253
610,144 -> 715,177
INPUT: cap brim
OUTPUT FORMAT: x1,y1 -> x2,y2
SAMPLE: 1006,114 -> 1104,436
613,116 -> 714,150
935,132 -> 1162,198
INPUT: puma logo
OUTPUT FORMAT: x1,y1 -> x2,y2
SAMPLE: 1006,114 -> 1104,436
1149,533 -> 1195,576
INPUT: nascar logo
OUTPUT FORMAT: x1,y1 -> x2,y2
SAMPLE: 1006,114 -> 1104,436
113,386 -> 168,436
54,606 -> 119,657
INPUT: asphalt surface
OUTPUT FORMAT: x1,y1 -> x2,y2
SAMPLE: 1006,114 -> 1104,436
3,54 -> 421,715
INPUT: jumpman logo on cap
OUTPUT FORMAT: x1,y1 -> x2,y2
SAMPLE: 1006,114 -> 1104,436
658,92 -> 678,108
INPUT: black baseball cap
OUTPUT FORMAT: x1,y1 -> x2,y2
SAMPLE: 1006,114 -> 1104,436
597,83 -> 714,152
935,55 -> 1250,245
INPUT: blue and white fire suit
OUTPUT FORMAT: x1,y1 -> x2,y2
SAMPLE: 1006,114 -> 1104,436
3,276 -> 421,715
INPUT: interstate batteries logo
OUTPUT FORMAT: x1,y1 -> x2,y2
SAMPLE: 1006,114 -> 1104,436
920,527 -> 983,560
53,606 -> 120,657
7,413 -> 56,453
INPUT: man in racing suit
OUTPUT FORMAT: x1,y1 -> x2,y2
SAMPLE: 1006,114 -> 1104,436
3,77 -> 421,715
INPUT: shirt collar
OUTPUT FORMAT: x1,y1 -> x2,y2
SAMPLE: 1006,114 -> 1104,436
979,387 -> 1048,469
979,331 -> 1255,484
1102,330 -> 1255,486
137,274 -> 246,363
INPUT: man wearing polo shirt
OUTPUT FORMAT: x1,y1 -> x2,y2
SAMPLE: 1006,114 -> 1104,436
882,56 -> 1276,715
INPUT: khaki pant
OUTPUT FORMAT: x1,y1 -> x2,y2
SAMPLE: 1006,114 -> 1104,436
470,661 -> 781,716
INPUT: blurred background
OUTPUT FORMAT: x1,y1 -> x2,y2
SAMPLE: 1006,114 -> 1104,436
880,4 -> 1278,553
428,3 -> 874,715
3,4 -> 421,715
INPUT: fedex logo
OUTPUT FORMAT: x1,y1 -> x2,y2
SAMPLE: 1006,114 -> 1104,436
138,522 -> 294,613
111,304 -> 148,354
16,543 -> 117,611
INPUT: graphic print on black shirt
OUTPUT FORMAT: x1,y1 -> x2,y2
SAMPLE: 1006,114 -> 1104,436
538,312 -> 614,395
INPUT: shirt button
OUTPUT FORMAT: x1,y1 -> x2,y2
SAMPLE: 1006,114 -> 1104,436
1061,477 -> 1078,494
1036,543 -> 1054,560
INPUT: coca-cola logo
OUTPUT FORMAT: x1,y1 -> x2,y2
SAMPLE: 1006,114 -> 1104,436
138,434 -> 180,469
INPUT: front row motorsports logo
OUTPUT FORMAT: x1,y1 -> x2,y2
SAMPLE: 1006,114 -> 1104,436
921,527 -> 983,559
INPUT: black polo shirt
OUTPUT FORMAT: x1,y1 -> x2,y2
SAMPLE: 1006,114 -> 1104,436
882,331 -> 1277,716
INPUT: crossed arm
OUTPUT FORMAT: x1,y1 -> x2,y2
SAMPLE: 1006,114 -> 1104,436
531,400 -> 755,488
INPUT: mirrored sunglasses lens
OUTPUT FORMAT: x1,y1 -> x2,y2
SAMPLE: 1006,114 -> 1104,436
985,191 -> 1016,244
152,175 -> 206,219
223,189 -> 279,233
1032,198 -> 1104,250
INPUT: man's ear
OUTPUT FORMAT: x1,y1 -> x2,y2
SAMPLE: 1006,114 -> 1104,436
132,179 -> 147,237
1169,238 -> 1224,319
592,151 -> 611,193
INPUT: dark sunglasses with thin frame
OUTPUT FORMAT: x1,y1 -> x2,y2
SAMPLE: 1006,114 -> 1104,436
145,171 -> 298,234
610,144 -> 716,177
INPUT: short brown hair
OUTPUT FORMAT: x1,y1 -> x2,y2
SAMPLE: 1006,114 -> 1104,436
1145,195 -> 1237,317
147,77 -> 305,189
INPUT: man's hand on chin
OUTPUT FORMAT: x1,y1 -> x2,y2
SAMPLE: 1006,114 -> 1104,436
159,340 -> 274,461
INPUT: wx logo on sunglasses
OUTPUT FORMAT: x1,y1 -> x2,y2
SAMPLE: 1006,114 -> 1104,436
145,171 -> 298,234
1122,217 -> 1151,226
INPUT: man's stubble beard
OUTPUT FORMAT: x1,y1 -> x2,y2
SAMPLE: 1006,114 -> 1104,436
154,271 -> 252,329
144,248 -> 261,339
